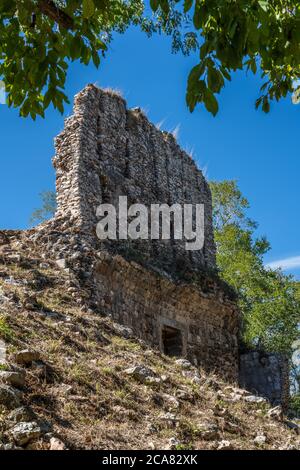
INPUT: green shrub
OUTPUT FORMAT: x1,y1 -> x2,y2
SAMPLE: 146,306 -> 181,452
0,315 -> 14,341
290,394 -> 300,417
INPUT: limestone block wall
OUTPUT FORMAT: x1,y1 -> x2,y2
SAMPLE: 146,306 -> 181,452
95,252 -> 239,381
239,351 -> 290,409
53,85 -> 216,274
51,84 -> 240,381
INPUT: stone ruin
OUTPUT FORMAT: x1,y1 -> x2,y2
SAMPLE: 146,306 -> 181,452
1,85 -> 289,405
50,84 -> 239,381
239,350 -> 290,408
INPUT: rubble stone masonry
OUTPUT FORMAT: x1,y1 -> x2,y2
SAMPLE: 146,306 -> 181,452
2,85 -> 290,402
53,85 -> 216,272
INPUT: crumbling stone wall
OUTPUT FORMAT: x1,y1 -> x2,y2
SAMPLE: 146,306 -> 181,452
0,86 -> 292,400
239,351 -> 290,409
50,85 -> 239,380
95,252 -> 239,381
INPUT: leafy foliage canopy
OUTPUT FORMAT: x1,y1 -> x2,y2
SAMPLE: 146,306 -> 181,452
1,1 -> 300,117
211,180 -> 300,355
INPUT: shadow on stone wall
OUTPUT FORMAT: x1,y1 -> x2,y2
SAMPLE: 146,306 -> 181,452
239,350 -> 289,409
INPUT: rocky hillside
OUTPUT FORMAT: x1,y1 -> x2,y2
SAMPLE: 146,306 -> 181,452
0,230 -> 299,450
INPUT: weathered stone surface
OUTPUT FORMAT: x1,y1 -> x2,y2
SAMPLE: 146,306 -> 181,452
50,85 -> 239,382
284,420 -> 299,434
0,87 -> 289,405
254,434 -> 267,445
94,254 -> 239,381
56,258 -> 66,269
125,365 -> 157,384
49,437 -> 67,450
2,443 -> 23,450
167,437 -> 180,449
267,406 -> 283,421
8,407 -> 35,424
113,323 -> 134,339
152,393 -> 180,411
175,359 -> 194,369
0,384 -> 21,409
223,421 -> 240,434
158,412 -> 179,427
54,86 -> 216,272
199,423 -> 220,441
244,395 -> 267,404
239,351 -> 289,409
0,370 -> 25,389
22,293 -> 39,310
13,349 -> 40,366
217,440 -> 233,450
10,421 -> 41,446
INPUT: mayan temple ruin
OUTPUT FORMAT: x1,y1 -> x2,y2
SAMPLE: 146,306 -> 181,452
44,84 -> 238,380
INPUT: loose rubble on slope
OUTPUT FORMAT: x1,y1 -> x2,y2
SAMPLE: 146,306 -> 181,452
0,231 -> 299,450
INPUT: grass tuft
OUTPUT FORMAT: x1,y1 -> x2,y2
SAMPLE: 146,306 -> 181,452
0,315 -> 14,341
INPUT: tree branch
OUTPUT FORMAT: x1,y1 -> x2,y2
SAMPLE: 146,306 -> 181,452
38,0 -> 75,30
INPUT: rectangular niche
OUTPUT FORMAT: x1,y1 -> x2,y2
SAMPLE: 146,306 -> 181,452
162,325 -> 183,357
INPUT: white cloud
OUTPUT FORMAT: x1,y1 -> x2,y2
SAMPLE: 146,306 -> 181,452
266,256 -> 300,271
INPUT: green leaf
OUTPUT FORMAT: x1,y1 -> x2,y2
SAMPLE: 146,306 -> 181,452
187,63 -> 205,87
20,99 -> 31,118
255,96 -> 263,110
200,42 -> 210,60
159,0 -> 170,15
43,89 -> 54,110
150,0 -> 159,11
92,49 -> 100,68
193,4 -> 201,30
204,89 -> 219,116
250,59 -> 257,74
69,36 -> 82,60
57,100 -> 64,114
17,5 -> 31,27
82,0 -> 95,19
186,79 -> 206,112
262,96 -> 270,113
220,67 -> 231,82
207,66 -> 224,94
258,1 -> 268,12
95,39 -> 107,51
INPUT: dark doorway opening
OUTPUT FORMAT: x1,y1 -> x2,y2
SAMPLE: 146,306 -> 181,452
162,325 -> 183,357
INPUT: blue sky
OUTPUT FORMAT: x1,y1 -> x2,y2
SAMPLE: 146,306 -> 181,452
0,26 -> 299,279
